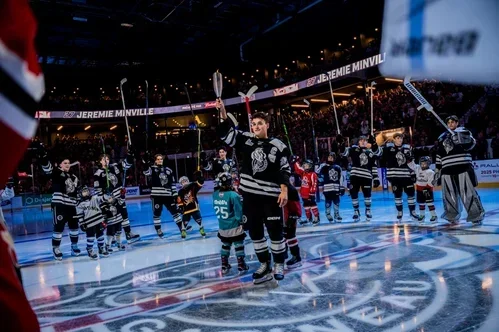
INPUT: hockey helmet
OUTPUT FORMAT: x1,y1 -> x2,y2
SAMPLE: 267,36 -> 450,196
179,176 -> 190,186
303,159 -> 314,171
327,152 -> 336,163
219,172 -> 233,190
78,186 -> 91,200
445,115 -> 459,124
419,156 -> 431,170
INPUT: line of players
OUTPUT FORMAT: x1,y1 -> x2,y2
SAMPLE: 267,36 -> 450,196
287,114 -> 484,225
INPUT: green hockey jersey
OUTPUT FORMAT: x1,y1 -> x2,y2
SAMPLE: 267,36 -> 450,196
212,189 -> 245,242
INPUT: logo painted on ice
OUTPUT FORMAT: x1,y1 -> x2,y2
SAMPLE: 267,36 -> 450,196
33,228 -> 498,332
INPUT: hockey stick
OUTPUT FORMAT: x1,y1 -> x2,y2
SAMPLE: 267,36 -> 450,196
119,78 -> 132,145
145,80 -> 149,152
326,73 -> 341,135
403,76 -> 454,134
184,86 -> 201,170
303,99 -> 319,162
99,136 -> 110,192
370,81 -> 377,136
282,115 -> 294,155
238,85 -> 258,131
213,70 -> 223,124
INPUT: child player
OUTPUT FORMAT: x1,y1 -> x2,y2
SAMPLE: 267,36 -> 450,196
409,156 -> 438,223
283,184 -> 302,268
213,172 -> 249,275
177,171 -> 206,239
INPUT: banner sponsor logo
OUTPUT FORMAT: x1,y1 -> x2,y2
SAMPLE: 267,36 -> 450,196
22,194 -> 52,206
473,159 -> 499,183
63,111 -> 76,119
204,101 -> 217,108
306,76 -> 317,87
35,111 -> 51,119
273,83 -> 299,97
139,187 -> 151,195
125,187 -> 140,197
317,53 -> 385,85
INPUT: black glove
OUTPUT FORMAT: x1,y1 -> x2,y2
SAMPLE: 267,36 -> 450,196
36,144 -> 48,160
410,173 -> 416,183
79,223 -> 87,232
200,151 -> 207,161
141,151 -> 151,164
336,134 -> 345,146
340,187 -> 345,196
367,135 -> 376,145
290,155 -> 300,164
373,179 -> 380,188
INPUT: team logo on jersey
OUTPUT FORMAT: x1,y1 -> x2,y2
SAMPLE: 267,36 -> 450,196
183,192 -> 193,204
159,173 -> 169,186
154,204 -> 160,209
251,148 -> 268,175
108,173 -> 118,187
222,164 -> 230,172
392,185 -> 397,191
396,151 -> 406,166
329,168 -> 339,181
280,156 -> 288,167
443,138 -> 454,153
109,206 -> 117,216
65,177 -> 77,194
268,147 -> 278,163
359,153 -> 368,166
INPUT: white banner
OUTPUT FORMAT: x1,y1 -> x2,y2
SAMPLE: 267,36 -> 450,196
472,159 -> 499,183
125,186 -> 140,197
380,0 -> 499,84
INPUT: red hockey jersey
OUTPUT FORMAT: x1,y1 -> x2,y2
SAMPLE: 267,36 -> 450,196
293,162 -> 318,198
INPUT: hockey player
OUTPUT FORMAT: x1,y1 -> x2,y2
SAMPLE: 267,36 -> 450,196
213,172 -> 249,275
177,171 -> 206,239
202,147 -> 237,189
143,154 -> 182,237
376,133 -> 421,222
292,158 -> 320,225
341,135 -> 380,222
216,100 -> 290,284
283,184 -> 302,268
39,149 -> 81,260
76,186 -> 112,259
316,152 -> 345,222
408,156 -> 438,223
94,154 -> 140,249
435,115 -> 485,225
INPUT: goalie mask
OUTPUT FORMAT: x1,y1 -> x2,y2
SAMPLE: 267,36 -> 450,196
419,156 -> 431,170
78,186 -> 91,201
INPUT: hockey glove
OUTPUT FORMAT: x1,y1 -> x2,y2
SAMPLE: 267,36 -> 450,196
120,187 -> 126,199
367,134 -> 376,145
432,171 -> 441,187
410,172 -> 417,183
79,223 -> 87,232
373,179 -> 380,188
336,134 -> 345,145
340,187 -> 345,196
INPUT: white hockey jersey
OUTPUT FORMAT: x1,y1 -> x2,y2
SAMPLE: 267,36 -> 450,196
409,163 -> 435,190
76,195 -> 108,229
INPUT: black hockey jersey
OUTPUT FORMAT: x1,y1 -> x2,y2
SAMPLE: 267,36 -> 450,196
41,161 -> 79,206
94,157 -> 133,200
217,121 -> 291,198
436,127 -> 475,175
287,183 -> 300,202
177,176 -> 205,214
341,145 -> 379,181
317,163 -> 343,193
143,165 -> 178,197
204,158 -> 236,175
378,143 -> 413,182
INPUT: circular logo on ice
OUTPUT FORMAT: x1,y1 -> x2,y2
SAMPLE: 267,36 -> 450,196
32,228 -> 499,331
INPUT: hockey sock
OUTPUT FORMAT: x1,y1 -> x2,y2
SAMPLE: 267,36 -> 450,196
304,207 -> 312,220
428,203 -> 437,217
419,204 -> 426,217
311,206 -> 319,218
352,198 -> 359,210
86,236 -> 95,250
107,235 -> 114,246
122,218 -> 131,233
153,216 -> 161,230
253,238 -> 270,263
270,239 -> 286,264
325,201 -> 331,215
333,203 -> 340,214
97,235 -> 105,247
408,196 -> 416,213
175,221 -> 184,231
395,198 -> 403,212
221,242 -> 231,257
52,232 -> 63,247
364,197 -> 372,209
69,229 -> 79,245
234,241 -> 245,258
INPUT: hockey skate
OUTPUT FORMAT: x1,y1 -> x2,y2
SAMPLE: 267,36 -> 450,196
71,244 -> 81,256
274,263 -> 285,281
53,247 -> 63,261
312,217 -> 320,227
353,209 -> 360,223
334,212 -> 342,223
429,215 -> 438,223
365,209 -> 372,223
181,230 -> 187,239
253,262 -> 273,284
237,256 -> 249,273
156,229 -> 164,239
87,248 -> 98,260
299,219 -> 309,226
396,211 -> 403,224
326,213 -> 334,223
98,245 -> 110,258
115,234 -> 126,251
221,256 -> 231,275
126,231 -> 140,244
286,255 -> 302,269
411,211 -> 424,222
199,227 -> 206,237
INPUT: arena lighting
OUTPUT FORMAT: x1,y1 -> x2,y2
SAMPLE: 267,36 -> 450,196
385,77 -> 403,82
333,92 -> 353,96
84,125 -> 91,130
110,125 -> 117,130
121,23 -> 133,28
357,85 -> 363,89
57,126 -> 63,131
291,104 -> 309,108
310,99 -> 329,103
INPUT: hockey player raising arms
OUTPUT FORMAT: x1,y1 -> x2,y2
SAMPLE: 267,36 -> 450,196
435,115 -> 485,225
291,157 -> 319,225
316,152 -> 345,223
216,100 -> 290,284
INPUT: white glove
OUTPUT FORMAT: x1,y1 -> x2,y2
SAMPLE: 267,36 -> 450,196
0,187 -> 15,201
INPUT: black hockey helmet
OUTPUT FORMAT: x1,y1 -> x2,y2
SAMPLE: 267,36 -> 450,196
358,135 -> 368,141
78,186 -> 91,200
219,172 -> 233,190
445,115 -> 459,124
303,159 -> 314,170
419,156 -> 431,170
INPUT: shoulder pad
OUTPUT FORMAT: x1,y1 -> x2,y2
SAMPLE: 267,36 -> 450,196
351,145 -> 359,149
269,138 -> 287,152
165,167 -> 173,174
402,144 -> 411,149
94,169 -> 103,176
242,131 -> 255,138
385,142 -> 394,147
